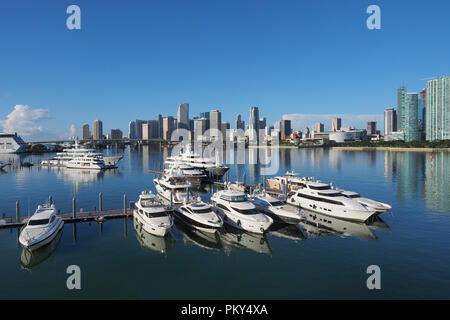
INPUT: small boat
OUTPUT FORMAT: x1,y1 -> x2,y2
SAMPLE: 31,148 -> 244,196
174,197 -> 223,233
20,229 -> 63,269
211,189 -> 273,234
19,203 -> 64,250
134,190 -> 173,237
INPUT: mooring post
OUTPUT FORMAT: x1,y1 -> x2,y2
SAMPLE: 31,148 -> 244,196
49,195 -> 53,206
99,192 -> 103,211
72,197 -> 76,219
123,194 -> 127,215
16,201 -> 20,222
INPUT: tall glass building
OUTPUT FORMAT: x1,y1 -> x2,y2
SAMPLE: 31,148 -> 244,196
404,93 -> 419,142
426,77 -> 450,141
397,86 -> 407,131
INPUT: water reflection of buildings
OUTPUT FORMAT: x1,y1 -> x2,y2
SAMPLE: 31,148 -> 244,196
385,151 -> 449,213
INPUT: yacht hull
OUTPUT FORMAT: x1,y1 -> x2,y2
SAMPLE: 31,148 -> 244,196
19,219 -> 65,250
173,209 -> 221,233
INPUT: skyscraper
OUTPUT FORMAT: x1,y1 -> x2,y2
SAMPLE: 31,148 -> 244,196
235,114 -> 245,131
93,120 -> 103,140
163,116 -> 175,141
367,121 -> 377,135
259,117 -> 267,131
249,106 -> 260,143
82,124 -> 90,140
384,108 -> 397,140
194,117 -> 209,142
135,119 -> 145,140
280,120 -> 292,140
111,129 -> 123,140
209,110 -> 221,140
404,93 -> 419,142
397,86 -> 407,130
177,103 -> 189,130
221,122 -> 230,141
128,121 -> 136,139
314,122 -> 324,133
426,76 -> 450,141
332,118 -> 341,132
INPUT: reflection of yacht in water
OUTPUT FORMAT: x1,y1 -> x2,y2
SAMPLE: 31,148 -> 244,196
268,223 -> 307,241
133,216 -> 175,254
20,230 -> 63,269
218,226 -> 272,255
175,220 -> 223,251
299,210 -> 377,241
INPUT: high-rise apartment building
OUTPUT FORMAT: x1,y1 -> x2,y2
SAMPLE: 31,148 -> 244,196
332,118 -> 341,132
367,121 -> 377,135
163,116 -> 175,141
426,77 -> 450,141
397,86 -> 407,131
82,124 -> 90,140
314,122 -> 324,133
280,119 -> 292,139
177,103 -> 189,130
384,108 -> 397,140
405,93 -> 419,142
111,129 -> 123,140
249,106 -> 260,143
209,110 -> 221,140
259,117 -> 267,131
93,120 -> 103,140
235,114 -> 245,131
128,121 -> 136,139
221,122 -> 230,141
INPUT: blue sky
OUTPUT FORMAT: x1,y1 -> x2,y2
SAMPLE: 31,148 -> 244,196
0,0 -> 449,139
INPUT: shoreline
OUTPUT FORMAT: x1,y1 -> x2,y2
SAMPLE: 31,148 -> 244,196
331,146 -> 450,152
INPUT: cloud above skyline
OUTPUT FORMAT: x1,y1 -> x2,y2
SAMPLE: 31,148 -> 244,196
282,113 -> 383,132
0,105 -> 51,138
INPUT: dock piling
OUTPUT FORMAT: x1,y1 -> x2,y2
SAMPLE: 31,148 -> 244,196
123,194 -> 127,215
49,195 -> 53,206
16,201 -> 20,222
99,192 -> 103,211
72,197 -> 76,219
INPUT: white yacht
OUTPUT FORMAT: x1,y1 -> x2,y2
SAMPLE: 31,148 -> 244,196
66,154 -> 107,170
287,181 -> 376,222
166,145 -> 229,179
174,197 -> 223,233
338,190 -> 392,213
19,203 -> 64,250
154,168 -> 193,205
211,189 -> 273,234
250,192 -> 303,224
41,139 -> 122,169
164,162 -> 207,183
0,161 -> 11,170
133,215 -> 175,253
265,171 -> 307,192
134,190 -> 173,237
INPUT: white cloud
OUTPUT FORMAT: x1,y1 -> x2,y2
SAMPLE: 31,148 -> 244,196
0,105 -> 51,137
282,113 -> 383,131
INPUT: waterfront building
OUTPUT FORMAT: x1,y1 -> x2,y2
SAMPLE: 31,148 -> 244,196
200,111 -> 210,119
397,86 -> 407,131
128,121 -> 136,139
329,131 -> 356,143
157,114 -> 163,139
280,119 -> 292,140
367,121 -> 377,136
388,131 -> 406,141
314,122 -> 324,133
194,117 -> 209,142
110,129 -> 123,140
259,117 -> 267,131
384,108 -> 397,140
405,93 -> 419,142
332,118 -> 341,132
82,124 -> 90,140
0,133 -> 27,153
163,116 -> 175,141
249,106 -> 260,143
93,120 -> 103,140
209,110 -> 222,140
134,119 -> 145,140
177,103 -> 189,130
426,76 -> 450,141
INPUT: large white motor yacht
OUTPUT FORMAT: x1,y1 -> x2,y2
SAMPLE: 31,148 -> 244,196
134,190 -> 173,237
41,139 -> 122,169
211,189 -> 273,234
287,181 -> 376,222
166,145 -> 229,179
250,192 -> 303,224
66,154 -> 107,170
154,168 -> 193,205
174,197 -> 223,233
164,162 -> 207,183
338,190 -> 392,213
19,203 -> 64,250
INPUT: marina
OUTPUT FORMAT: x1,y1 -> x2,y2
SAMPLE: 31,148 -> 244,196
0,147 -> 449,299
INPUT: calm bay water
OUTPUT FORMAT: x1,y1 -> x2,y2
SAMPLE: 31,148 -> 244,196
0,146 -> 449,299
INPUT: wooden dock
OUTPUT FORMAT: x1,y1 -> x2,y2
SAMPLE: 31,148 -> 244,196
0,208 -> 134,229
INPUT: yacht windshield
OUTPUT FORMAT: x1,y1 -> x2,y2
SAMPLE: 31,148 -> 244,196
231,207 -> 260,215
309,185 -> 331,190
318,192 -> 341,197
347,194 -> 360,198
270,201 -> 285,207
230,195 -> 247,202
28,218 -> 49,226
192,208 -> 212,214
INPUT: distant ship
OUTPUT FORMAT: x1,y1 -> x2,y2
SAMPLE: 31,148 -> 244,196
0,133 -> 27,154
